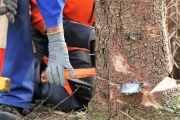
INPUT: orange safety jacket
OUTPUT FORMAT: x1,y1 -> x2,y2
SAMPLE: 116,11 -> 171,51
30,0 -> 95,35
30,0 -> 95,95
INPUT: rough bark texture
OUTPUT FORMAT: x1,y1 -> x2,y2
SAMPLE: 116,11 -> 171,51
96,0 -> 172,87
89,0 -> 180,119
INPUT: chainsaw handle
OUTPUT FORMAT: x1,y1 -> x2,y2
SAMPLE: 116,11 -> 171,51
41,68 -> 97,83
0,0 -> 8,76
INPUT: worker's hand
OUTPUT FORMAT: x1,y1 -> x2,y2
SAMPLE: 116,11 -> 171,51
46,32 -> 76,86
0,0 -> 18,23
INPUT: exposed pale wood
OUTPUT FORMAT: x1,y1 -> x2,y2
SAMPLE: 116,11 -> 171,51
0,0 -> 8,48
150,77 -> 177,93
141,77 -> 178,108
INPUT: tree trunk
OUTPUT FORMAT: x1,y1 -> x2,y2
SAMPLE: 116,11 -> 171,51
89,0 -> 180,119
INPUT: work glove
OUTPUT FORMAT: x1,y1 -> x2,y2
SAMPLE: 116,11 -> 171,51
46,32 -> 76,86
0,0 -> 18,23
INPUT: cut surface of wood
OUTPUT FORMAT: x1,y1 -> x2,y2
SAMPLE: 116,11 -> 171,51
151,77 -> 177,93
141,77 -> 179,108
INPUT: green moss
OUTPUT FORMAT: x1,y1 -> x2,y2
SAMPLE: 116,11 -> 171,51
88,98 -> 180,120
88,99 -> 110,120
162,94 -> 180,116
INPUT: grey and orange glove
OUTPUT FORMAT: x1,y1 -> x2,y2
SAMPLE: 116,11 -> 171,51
0,0 -> 18,23
46,31 -> 76,86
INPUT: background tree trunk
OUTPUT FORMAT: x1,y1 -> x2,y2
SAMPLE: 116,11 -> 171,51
89,0 -> 180,119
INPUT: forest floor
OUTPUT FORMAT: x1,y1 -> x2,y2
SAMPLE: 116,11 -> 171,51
22,81 -> 180,120
87,96 -> 180,120
23,103 -> 87,120
22,95 -> 180,120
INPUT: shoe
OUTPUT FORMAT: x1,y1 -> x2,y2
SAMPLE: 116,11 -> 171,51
0,104 -> 22,120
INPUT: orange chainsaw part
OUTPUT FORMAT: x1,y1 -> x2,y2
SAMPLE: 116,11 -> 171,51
0,48 -> 5,76
42,56 -> 96,95
41,68 -> 96,95
67,46 -> 90,52
41,68 -> 96,83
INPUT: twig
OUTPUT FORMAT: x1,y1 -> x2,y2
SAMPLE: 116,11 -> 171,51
74,105 -> 87,113
65,105 -> 88,119
32,112 -> 41,120
43,87 -> 80,120
43,114 -> 56,120
51,86 -> 80,111
130,106 -> 145,114
140,118 -> 145,120
168,31 -> 175,39
119,110 -> 135,120
23,90 -> 51,120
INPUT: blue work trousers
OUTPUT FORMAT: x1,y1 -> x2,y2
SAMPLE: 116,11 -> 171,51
0,0 -> 34,108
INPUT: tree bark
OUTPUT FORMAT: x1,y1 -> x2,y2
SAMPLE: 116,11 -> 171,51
89,0 -> 180,119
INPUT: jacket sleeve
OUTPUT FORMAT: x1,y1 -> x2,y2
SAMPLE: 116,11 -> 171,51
30,0 -> 45,35
36,0 -> 65,28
